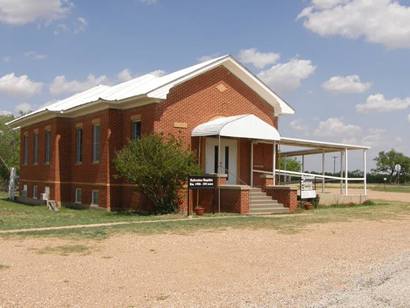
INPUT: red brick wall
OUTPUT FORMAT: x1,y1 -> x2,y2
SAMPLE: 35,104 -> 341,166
18,65 -> 278,211
266,187 -> 298,213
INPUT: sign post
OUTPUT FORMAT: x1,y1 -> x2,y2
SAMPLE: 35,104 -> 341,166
187,175 -> 216,216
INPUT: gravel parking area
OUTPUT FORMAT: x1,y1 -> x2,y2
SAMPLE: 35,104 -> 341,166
1,217 -> 409,307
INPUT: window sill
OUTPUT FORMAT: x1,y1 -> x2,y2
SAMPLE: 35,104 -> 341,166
75,162 -> 83,166
92,161 -> 100,164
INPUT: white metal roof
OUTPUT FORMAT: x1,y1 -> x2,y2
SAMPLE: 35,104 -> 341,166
278,136 -> 370,157
192,114 -> 281,141
8,55 -> 295,128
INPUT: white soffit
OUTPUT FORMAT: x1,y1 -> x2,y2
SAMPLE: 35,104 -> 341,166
192,114 -> 281,141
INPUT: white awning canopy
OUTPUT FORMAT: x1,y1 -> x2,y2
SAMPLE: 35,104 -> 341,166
192,114 -> 281,141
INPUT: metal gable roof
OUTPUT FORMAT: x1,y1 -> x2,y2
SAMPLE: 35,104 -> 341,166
7,55 -> 295,128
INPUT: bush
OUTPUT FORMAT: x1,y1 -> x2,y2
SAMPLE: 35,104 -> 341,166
114,134 -> 201,214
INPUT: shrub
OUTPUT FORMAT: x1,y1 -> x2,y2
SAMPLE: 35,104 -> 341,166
114,134 -> 201,214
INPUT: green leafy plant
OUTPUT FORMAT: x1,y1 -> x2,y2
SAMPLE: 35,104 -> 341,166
114,134 -> 201,214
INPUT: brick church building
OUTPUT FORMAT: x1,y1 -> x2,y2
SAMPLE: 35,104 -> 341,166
8,55 -> 304,214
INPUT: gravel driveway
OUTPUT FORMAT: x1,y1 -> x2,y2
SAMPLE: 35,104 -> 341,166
1,217 -> 409,307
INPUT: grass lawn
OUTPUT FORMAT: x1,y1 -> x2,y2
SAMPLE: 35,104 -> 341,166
0,192 -> 186,231
1,191 -> 409,239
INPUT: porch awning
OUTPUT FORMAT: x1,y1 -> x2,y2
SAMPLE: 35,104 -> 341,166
192,114 -> 280,141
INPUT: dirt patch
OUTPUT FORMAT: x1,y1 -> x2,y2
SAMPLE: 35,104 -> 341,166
0,264 -> 10,270
33,244 -> 93,256
0,217 -> 409,307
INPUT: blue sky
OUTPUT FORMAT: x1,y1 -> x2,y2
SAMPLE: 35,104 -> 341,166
0,0 -> 409,170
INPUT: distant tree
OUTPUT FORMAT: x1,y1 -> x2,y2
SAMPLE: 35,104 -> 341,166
373,150 -> 410,184
0,115 -> 19,183
279,157 -> 301,172
114,134 -> 201,214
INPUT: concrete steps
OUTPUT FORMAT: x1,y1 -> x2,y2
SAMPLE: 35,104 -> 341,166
249,188 -> 288,215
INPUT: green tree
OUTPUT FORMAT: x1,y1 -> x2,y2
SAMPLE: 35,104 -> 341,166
373,150 -> 410,184
279,157 -> 301,172
114,134 -> 201,214
0,115 -> 19,183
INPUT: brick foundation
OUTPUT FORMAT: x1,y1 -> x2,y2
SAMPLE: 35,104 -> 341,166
265,186 -> 298,213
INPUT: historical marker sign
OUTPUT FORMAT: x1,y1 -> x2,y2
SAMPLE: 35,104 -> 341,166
188,176 -> 216,190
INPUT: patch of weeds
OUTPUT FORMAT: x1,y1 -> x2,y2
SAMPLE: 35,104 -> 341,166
156,294 -> 170,301
35,244 -> 92,256
0,264 -> 10,270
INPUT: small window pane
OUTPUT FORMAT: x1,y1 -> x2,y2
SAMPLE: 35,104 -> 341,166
33,133 -> 39,164
44,130 -> 51,163
23,135 -> 28,165
92,125 -> 101,162
75,188 -> 82,203
33,185 -> 38,199
91,190 -> 99,205
131,121 -> 141,140
76,128 -> 83,163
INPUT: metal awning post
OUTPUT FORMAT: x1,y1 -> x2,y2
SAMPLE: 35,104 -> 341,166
218,134 -> 221,213
340,151 -> 343,194
345,148 -> 349,196
364,149 -> 367,196
321,151 -> 325,193
250,141 -> 254,187
272,141 -> 276,186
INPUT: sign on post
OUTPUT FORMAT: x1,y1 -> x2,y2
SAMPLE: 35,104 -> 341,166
188,176 -> 216,190
300,175 -> 317,199
187,175 -> 216,216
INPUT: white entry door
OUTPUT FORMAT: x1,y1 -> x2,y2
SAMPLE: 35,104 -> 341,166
205,138 -> 237,184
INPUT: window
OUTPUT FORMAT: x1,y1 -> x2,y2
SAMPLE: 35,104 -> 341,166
75,188 -> 82,204
33,132 -> 39,164
44,186 -> 50,200
76,127 -> 83,163
23,134 -> 28,165
91,190 -> 99,206
22,184 -> 28,198
92,124 -> 101,162
131,120 -> 141,140
33,185 -> 38,199
44,130 -> 51,164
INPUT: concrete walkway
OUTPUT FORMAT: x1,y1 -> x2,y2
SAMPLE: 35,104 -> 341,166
0,213 -> 299,234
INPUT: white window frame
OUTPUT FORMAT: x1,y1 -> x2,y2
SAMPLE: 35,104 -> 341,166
91,190 -> 99,207
75,188 -> 82,204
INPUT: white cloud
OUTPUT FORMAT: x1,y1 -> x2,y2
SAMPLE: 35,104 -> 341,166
322,75 -> 371,93
0,0 -> 72,25
289,119 -> 308,132
49,74 -> 109,96
15,103 -> 32,114
314,117 -> 362,141
24,51 -> 47,60
2,56 -> 11,63
356,93 -> 410,113
257,58 -> 316,93
54,16 -> 87,35
140,0 -> 158,5
0,73 -> 42,97
238,48 -> 280,69
298,0 -> 410,49
117,69 -> 135,82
